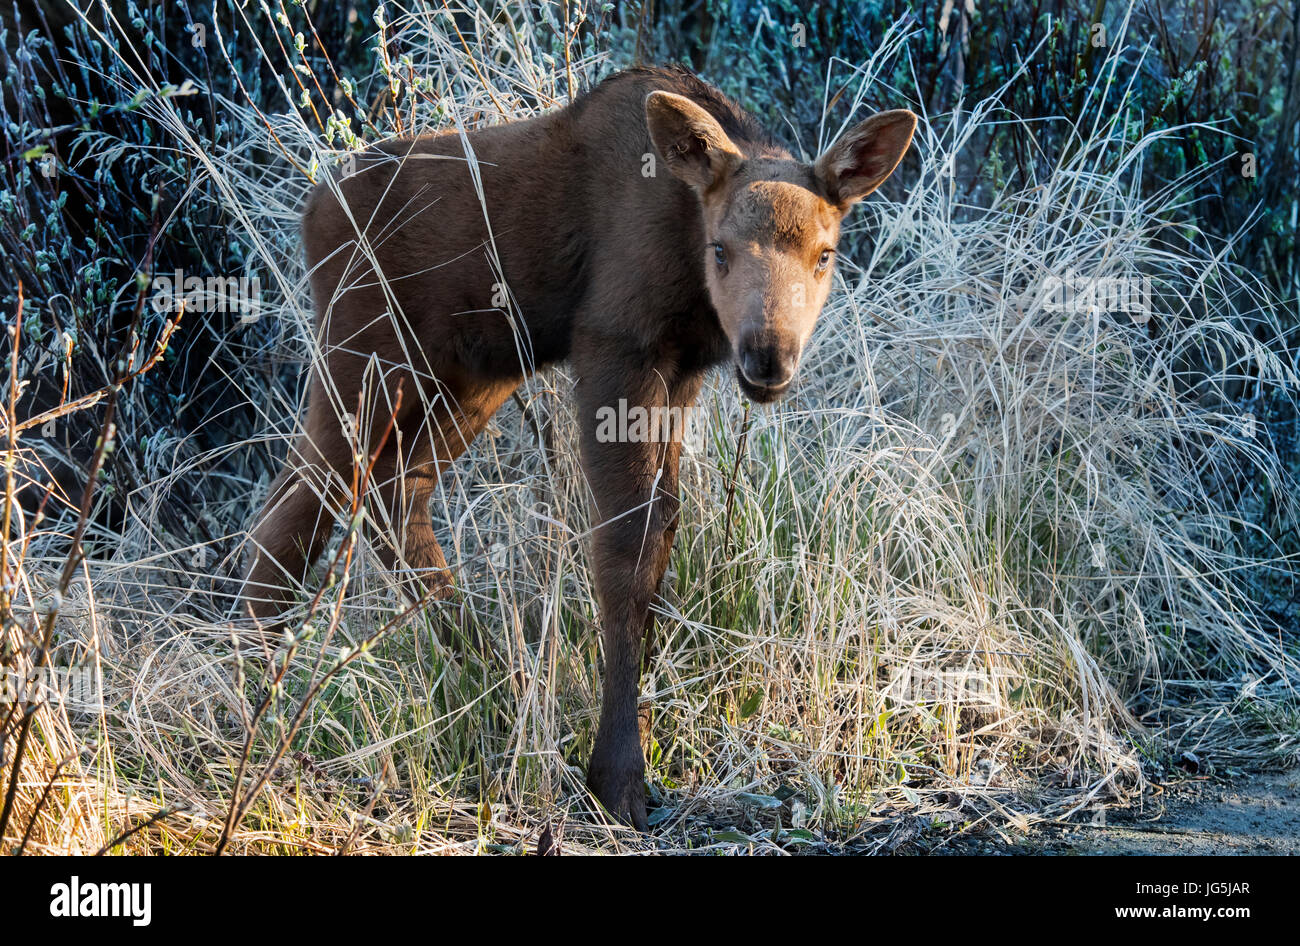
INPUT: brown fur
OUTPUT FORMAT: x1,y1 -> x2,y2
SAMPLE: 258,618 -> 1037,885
244,65 -> 916,828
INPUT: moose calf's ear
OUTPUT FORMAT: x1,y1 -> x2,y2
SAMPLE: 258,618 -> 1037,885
815,109 -> 918,207
645,91 -> 743,192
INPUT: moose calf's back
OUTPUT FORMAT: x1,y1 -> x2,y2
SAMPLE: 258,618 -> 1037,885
302,117 -> 577,392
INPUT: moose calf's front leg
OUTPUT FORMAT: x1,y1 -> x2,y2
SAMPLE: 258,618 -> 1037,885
579,365 -> 694,830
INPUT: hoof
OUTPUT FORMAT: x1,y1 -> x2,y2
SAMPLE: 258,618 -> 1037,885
586,753 -> 649,831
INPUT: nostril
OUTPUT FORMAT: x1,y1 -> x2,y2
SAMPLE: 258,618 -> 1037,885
741,347 -> 771,385
773,359 -> 795,386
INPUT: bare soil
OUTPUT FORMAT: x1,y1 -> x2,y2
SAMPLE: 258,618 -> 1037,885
1011,770 -> 1300,855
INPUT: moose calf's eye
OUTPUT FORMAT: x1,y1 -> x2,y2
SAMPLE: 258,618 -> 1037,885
817,249 -> 834,272
712,243 -> 727,267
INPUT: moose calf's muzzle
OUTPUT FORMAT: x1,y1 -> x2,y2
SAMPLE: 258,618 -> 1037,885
737,330 -> 800,402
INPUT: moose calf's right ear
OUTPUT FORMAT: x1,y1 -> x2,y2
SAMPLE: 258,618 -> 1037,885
815,109 -> 918,208
645,91 -> 743,191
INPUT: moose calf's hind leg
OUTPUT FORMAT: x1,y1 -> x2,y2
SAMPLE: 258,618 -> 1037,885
366,379 -> 521,638
368,453 -> 455,602
243,438 -> 349,625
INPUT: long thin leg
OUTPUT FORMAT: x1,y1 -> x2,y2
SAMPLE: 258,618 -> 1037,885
243,365 -> 511,622
576,348 -> 701,829
366,376 -> 520,607
243,415 -> 351,624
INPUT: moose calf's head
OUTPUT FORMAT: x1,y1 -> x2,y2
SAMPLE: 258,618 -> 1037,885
646,91 -> 916,403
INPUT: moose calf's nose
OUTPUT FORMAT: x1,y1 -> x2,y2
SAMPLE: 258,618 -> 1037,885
740,340 -> 796,389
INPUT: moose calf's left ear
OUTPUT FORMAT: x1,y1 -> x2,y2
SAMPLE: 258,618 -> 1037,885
815,109 -> 918,207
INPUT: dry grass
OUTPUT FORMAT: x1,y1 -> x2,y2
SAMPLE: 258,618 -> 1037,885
2,2 -> 1296,854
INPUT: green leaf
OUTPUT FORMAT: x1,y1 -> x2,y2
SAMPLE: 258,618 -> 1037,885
782,828 -> 818,845
736,792 -> 782,809
710,829 -> 753,844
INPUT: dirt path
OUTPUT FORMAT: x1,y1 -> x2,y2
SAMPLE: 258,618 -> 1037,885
1027,770 -> 1300,855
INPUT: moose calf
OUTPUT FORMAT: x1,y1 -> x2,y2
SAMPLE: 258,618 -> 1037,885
245,65 -> 916,828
